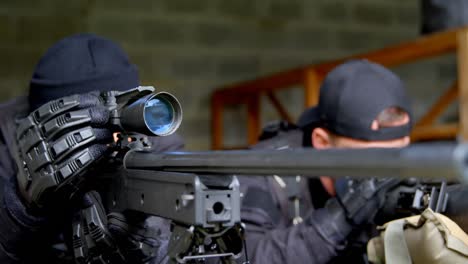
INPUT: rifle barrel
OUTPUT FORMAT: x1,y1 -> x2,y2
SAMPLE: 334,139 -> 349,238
124,143 -> 468,182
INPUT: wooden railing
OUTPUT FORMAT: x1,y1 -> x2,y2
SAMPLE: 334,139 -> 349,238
211,27 -> 468,150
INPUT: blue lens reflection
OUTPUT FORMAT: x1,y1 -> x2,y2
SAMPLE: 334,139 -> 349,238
144,97 -> 174,135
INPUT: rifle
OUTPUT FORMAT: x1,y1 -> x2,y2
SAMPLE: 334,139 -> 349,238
71,88 -> 468,263
104,140 -> 468,263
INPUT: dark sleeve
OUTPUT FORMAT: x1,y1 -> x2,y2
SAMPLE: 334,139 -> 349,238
0,180 -> 53,263
0,99 -> 61,262
240,178 -> 351,264
0,141 -> 55,263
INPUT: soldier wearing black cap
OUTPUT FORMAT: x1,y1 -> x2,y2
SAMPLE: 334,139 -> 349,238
239,60 -> 413,264
0,33 -> 183,263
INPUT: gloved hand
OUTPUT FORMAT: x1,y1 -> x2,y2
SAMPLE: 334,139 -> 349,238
108,211 -> 169,264
334,177 -> 401,226
305,177 -> 402,250
71,192 -> 168,264
14,93 -> 113,209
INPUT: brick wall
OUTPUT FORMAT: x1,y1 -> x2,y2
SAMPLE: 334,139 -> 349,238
0,0 -> 456,149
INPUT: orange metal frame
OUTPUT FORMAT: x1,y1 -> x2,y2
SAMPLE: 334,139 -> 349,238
211,27 -> 468,150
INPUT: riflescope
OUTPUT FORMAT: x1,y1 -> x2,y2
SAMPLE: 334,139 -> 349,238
105,86 -> 183,136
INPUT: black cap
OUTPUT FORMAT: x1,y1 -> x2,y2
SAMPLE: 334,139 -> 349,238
28,33 -> 139,111
297,60 -> 412,141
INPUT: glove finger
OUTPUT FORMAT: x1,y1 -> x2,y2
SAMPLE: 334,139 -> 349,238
108,212 -> 130,240
24,144 -> 108,206
16,93 -> 104,139
78,192 -> 126,264
38,106 -> 110,141
53,144 -> 108,185
18,126 -> 112,201
108,212 -> 150,242
108,212 -> 162,263
88,106 -> 111,127
92,128 -> 114,143
71,209 -> 89,263
33,93 -> 102,123
22,127 -> 112,172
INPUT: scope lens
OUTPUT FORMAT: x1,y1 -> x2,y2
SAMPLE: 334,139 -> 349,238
144,96 -> 174,135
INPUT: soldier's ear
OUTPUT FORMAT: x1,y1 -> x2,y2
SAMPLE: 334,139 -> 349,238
311,127 -> 333,149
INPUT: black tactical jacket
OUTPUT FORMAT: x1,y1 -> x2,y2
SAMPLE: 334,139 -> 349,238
238,125 -> 355,264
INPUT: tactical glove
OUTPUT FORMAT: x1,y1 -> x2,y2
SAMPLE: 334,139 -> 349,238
71,192 -> 168,264
304,177 -> 401,250
333,177 -> 401,226
14,93 -> 113,209
300,177 -> 401,262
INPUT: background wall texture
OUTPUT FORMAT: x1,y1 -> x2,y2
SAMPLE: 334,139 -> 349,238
0,0 -> 457,149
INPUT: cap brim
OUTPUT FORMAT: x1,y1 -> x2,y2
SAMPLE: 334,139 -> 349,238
297,106 -> 321,128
